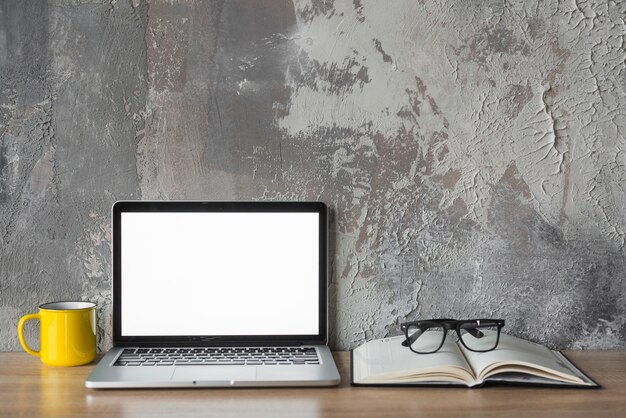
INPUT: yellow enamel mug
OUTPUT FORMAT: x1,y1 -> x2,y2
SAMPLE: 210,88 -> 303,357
18,301 -> 96,367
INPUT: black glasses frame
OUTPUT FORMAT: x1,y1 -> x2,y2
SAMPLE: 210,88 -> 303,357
400,318 -> 505,354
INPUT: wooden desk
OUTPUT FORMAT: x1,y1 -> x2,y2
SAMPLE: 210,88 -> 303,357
0,351 -> 624,417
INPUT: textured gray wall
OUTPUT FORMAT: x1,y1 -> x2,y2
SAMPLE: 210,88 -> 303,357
1,0 -> 624,351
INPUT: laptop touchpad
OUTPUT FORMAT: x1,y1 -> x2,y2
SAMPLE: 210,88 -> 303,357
171,366 -> 257,382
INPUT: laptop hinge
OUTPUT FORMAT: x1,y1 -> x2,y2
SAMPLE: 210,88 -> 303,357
115,340 -> 325,348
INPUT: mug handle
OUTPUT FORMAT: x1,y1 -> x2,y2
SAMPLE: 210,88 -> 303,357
18,314 -> 41,357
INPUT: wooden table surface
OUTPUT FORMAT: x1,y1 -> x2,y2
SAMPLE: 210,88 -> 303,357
1,351 -> 624,417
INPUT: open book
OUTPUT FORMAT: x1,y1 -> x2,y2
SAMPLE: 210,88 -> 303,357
351,333 -> 598,388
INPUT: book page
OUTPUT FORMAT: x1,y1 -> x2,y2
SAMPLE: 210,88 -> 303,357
353,335 -> 475,385
481,372 -> 579,386
459,332 -> 587,385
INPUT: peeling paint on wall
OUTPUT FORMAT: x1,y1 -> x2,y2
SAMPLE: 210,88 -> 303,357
271,0 -> 626,349
0,0 -> 625,351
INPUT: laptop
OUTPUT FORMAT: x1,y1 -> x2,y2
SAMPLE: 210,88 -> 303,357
85,201 -> 340,388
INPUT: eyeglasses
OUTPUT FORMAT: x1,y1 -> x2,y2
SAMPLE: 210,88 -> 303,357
400,318 -> 505,354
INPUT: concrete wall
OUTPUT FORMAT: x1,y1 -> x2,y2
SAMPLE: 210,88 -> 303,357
1,0 -> 624,351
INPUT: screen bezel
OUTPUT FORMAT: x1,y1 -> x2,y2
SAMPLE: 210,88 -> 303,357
112,200 -> 328,347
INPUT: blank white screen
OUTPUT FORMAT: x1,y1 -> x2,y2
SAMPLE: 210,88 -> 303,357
121,212 -> 320,336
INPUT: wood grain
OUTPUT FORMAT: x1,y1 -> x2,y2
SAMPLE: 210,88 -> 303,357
0,351 -> 624,417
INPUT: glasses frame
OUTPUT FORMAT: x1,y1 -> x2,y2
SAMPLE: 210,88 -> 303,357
400,318 -> 505,354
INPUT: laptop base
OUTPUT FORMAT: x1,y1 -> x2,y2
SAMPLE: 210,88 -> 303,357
86,345 -> 340,389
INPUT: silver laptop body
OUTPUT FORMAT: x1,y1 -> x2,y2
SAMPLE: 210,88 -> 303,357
85,201 -> 340,388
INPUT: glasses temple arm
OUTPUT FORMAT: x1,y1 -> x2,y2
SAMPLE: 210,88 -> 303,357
464,327 -> 484,338
401,328 -> 425,347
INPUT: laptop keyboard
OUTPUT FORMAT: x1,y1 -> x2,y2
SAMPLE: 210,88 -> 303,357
113,347 -> 320,366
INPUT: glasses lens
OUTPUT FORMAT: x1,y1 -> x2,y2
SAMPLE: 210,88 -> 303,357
406,324 -> 446,353
458,321 -> 500,352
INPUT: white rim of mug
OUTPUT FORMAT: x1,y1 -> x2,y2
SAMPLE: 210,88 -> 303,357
39,301 -> 96,311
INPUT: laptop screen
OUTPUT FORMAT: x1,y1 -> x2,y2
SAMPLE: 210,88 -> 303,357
113,202 -> 326,343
